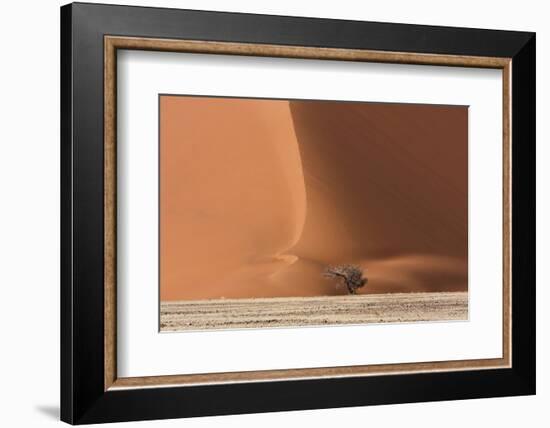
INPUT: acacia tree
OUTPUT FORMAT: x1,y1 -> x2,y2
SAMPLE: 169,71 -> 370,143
324,264 -> 367,295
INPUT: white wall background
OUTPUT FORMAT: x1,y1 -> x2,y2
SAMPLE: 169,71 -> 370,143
0,1 -> 546,427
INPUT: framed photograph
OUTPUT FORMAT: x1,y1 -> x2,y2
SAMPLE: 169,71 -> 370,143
60,2 -> 535,424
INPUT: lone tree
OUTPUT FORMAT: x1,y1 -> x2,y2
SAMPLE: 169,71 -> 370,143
324,264 -> 367,295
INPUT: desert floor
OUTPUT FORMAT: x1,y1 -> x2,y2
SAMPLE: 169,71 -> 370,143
160,291 -> 468,331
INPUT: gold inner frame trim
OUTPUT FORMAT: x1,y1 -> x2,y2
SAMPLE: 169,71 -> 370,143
104,35 -> 512,391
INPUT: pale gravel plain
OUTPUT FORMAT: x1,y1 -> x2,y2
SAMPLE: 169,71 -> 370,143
160,291 -> 468,331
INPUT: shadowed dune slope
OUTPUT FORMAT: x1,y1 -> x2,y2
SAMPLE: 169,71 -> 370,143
289,101 -> 468,293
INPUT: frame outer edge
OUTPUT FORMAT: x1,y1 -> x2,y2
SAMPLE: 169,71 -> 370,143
60,3 -> 75,424
510,33 -> 536,392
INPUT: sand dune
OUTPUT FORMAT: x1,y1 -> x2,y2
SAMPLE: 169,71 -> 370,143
160,97 -> 468,300
289,101 -> 468,294
160,97 -> 306,300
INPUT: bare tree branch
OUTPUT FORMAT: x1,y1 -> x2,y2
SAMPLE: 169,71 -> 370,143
324,264 -> 367,295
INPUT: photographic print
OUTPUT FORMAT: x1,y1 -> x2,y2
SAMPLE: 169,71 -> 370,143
159,95 -> 468,331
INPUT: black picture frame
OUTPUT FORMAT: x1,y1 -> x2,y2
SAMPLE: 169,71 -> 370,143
61,2 -> 535,424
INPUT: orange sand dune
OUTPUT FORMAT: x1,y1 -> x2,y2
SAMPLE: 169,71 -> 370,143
160,96 -> 467,300
289,101 -> 468,294
160,97 -> 306,300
